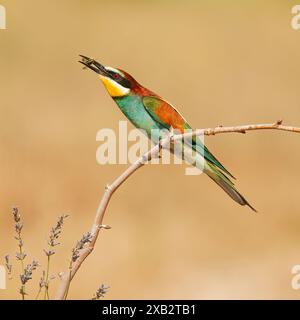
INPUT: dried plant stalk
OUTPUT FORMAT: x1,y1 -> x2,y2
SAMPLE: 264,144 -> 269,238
12,207 -> 27,299
42,214 -> 68,299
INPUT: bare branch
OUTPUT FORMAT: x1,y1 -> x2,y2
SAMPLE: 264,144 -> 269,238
55,120 -> 299,299
194,120 -> 300,137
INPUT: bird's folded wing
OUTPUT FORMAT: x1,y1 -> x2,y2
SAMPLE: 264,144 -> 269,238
142,95 -> 185,130
142,95 -> 235,179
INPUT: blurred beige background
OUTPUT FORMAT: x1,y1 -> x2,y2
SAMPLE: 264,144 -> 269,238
0,0 -> 300,299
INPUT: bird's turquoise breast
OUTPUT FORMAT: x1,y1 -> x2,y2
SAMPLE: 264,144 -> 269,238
114,95 -> 163,136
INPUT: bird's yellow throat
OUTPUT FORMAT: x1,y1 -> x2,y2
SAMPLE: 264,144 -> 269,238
99,75 -> 130,97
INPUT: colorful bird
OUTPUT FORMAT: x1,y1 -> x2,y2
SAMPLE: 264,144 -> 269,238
79,55 -> 255,211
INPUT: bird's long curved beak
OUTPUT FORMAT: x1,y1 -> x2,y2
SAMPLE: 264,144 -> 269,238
79,55 -> 109,77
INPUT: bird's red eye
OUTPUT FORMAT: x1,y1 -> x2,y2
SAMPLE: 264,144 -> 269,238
113,73 -> 120,79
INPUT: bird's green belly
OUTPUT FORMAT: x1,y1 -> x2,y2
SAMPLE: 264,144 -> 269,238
114,95 -> 163,136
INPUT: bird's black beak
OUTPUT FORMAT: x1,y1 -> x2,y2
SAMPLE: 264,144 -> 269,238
79,55 -> 109,76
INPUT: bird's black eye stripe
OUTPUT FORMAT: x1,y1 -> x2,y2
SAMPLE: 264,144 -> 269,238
107,70 -> 131,89
107,70 -> 120,79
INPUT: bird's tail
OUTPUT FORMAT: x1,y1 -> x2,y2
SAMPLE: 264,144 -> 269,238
204,162 -> 256,212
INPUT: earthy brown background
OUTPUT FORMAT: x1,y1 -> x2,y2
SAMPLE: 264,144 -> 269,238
1,0 -> 300,299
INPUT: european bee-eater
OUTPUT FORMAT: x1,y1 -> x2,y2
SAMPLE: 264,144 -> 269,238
79,55 -> 255,212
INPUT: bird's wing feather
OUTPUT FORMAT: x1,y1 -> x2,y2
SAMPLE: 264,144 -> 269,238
142,95 -> 235,179
142,95 -> 185,130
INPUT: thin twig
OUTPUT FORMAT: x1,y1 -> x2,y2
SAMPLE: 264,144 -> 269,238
193,120 -> 300,137
55,120 -> 299,299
